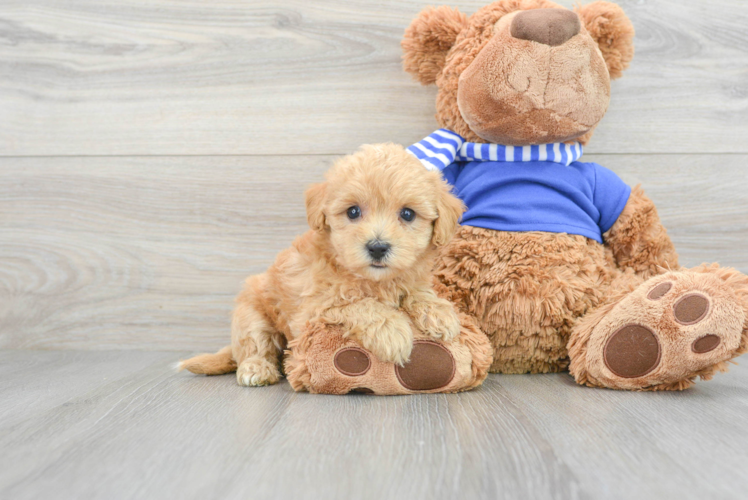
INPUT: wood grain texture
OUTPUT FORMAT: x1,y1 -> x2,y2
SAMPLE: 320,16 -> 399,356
0,155 -> 330,350
1,0 -> 747,156
1,349 -> 747,500
1,154 -> 746,351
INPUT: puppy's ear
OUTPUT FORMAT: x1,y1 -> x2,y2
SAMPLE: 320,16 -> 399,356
432,183 -> 465,247
305,182 -> 328,232
577,1 -> 635,79
402,6 -> 469,85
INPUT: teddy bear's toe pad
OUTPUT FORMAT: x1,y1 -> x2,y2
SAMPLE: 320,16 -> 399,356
647,282 -> 672,300
673,294 -> 709,325
334,347 -> 371,376
692,334 -> 721,353
585,271 -> 746,390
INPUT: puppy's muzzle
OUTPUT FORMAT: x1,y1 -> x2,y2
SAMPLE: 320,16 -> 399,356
366,240 -> 391,262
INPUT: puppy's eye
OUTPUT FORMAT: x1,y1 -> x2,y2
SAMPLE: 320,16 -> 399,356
346,206 -> 361,220
400,208 -> 416,222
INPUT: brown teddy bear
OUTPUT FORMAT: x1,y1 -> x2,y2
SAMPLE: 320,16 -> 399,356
402,0 -> 748,390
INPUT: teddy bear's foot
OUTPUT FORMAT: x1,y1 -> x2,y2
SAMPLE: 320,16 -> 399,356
284,314 -> 493,395
570,266 -> 748,390
337,341 -> 458,394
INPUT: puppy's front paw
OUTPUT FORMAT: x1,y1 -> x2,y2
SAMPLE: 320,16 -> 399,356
236,358 -> 281,387
361,315 -> 414,366
410,299 -> 461,342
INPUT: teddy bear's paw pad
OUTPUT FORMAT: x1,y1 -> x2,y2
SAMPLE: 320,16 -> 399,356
334,347 -> 371,376
236,358 -> 281,387
603,325 -> 661,379
395,341 -> 455,391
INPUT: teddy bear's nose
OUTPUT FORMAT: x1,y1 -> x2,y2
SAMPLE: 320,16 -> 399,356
510,9 -> 581,47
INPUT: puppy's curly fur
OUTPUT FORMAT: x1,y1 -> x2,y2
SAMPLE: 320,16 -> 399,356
179,144 -> 465,386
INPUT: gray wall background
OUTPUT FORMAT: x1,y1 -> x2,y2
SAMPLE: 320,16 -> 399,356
1,0 -> 746,351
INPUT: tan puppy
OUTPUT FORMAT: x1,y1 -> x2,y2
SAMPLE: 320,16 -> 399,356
179,143 -> 465,386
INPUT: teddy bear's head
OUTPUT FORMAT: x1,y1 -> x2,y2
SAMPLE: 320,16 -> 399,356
402,0 -> 634,146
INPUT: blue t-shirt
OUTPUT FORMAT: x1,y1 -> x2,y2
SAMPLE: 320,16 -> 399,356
441,160 -> 631,243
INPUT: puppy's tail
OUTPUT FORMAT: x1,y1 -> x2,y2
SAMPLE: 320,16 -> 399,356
176,345 -> 237,375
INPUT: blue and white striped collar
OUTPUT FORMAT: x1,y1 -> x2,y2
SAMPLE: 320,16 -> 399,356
407,129 -> 584,171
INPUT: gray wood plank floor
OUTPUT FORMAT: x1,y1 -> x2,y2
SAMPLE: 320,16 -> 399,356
1,350 -> 747,500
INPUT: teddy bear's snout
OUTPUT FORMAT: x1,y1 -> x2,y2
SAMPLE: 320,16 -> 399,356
510,8 -> 580,47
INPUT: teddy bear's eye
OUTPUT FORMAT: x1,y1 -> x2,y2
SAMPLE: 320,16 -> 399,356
400,208 -> 416,222
346,206 -> 361,220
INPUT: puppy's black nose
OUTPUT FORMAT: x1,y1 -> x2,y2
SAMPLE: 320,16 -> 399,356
366,241 -> 391,261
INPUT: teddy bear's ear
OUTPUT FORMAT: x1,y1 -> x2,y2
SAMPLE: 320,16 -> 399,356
577,1 -> 635,79
402,6 -> 469,85
305,182 -> 328,232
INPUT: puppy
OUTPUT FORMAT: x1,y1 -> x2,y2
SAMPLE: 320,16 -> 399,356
179,143 -> 465,386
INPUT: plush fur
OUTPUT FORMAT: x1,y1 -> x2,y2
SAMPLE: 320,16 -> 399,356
577,1 -> 635,80
178,144 -> 488,391
403,0 -> 748,390
402,6 -> 469,85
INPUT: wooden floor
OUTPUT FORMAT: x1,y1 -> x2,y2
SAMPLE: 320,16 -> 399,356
1,350 -> 748,500
2,1 -> 748,498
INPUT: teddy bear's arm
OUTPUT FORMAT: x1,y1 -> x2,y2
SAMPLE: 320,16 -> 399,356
603,185 -> 679,279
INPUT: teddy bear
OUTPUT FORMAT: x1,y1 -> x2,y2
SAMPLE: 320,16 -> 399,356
401,0 -> 748,390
